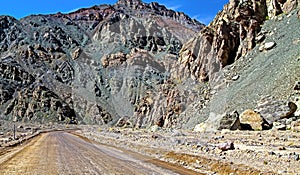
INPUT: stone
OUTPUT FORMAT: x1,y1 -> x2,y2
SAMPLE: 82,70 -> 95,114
298,10 -> 300,18
264,42 -> 276,50
218,111 -> 241,130
294,154 -> 300,161
217,141 -> 235,151
278,146 -> 286,150
71,47 -> 81,60
255,96 -> 297,125
239,109 -> 266,131
259,44 -> 266,52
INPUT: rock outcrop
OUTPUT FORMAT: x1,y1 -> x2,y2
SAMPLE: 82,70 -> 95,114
174,0 -> 268,82
174,0 -> 300,83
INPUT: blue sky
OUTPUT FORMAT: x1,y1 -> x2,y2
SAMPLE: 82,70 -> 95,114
0,0 -> 228,25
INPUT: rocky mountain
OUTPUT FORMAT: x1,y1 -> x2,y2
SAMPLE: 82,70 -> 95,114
0,0 -> 204,125
0,0 -> 299,131
185,0 -> 300,130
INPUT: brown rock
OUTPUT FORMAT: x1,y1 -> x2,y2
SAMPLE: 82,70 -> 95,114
218,111 -> 241,130
174,0 -> 268,82
240,109 -> 265,131
101,52 -> 127,68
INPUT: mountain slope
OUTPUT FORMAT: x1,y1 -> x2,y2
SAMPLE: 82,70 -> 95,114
0,0 -> 204,125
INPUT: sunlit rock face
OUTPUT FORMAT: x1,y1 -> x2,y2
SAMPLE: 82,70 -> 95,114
174,0 -> 268,82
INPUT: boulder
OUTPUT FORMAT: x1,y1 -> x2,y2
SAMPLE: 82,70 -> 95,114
260,41 -> 276,51
239,109 -> 266,131
218,111 -> 241,130
71,47 -> 81,60
255,96 -> 297,125
149,125 -> 161,132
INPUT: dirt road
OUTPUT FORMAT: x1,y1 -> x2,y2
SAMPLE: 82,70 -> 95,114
0,131 -> 198,175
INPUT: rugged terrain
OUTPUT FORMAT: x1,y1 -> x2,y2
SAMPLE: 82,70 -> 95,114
0,0 -> 298,130
1,0 -> 300,174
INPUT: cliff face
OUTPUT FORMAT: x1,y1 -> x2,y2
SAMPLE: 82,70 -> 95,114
0,0 -> 203,125
175,0 -> 300,83
174,0 -> 268,82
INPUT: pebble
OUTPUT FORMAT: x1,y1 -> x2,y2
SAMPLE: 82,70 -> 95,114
218,141 -> 235,151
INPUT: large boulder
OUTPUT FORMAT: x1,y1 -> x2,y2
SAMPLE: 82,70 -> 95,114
239,109 -> 267,131
218,111 -> 241,130
255,96 -> 297,125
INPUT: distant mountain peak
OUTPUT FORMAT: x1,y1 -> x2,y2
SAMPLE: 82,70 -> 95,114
117,0 -> 142,6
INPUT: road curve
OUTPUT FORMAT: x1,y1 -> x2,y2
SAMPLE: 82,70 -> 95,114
0,131 -> 198,175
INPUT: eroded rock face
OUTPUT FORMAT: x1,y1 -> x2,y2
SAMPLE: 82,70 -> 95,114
174,0 -> 268,82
